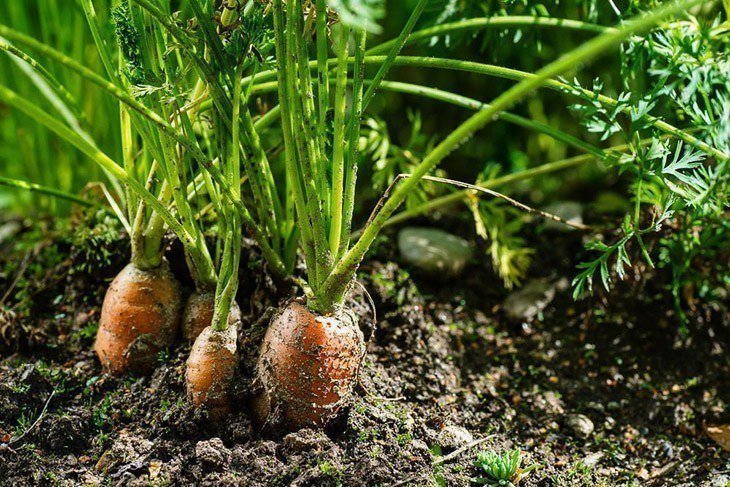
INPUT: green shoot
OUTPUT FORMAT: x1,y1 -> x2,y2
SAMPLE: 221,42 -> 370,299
473,449 -> 538,486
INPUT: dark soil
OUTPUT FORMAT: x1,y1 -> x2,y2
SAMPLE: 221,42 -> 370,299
0,216 -> 728,486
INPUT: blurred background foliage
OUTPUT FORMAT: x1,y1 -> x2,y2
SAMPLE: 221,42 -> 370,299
1,0 -> 724,216
364,0 -> 721,209
0,0 -> 121,214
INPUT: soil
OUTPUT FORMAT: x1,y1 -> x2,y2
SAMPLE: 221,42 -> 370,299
0,216 -> 727,486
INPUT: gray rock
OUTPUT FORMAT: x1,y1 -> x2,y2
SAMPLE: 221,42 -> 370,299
503,279 -> 557,323
398,227 -> 472,279
542,201 -> 583,231
585,401 -> 605,413
196,438 -> 231,471
565,414 -> 594,439
437,425 -> 474,451
580,452 -> 604,468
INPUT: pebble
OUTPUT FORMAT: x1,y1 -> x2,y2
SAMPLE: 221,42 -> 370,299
565,414 -> 595,439
0,221 -> 21,244
398,227 -> 472,279
411,439 -> 431,455
503,279 -> 557,323
537,391 -> 565,415
437,425 -> 474,451
580,452 -> 604,468
586,401 -> 605,413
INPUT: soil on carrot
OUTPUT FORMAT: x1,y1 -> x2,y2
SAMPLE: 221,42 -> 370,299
0,215 -> 727,486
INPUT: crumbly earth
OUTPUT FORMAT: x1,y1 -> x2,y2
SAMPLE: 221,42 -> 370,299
0,218 -> 727,486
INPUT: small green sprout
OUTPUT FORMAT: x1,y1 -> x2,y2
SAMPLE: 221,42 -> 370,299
473,449 -> 538,486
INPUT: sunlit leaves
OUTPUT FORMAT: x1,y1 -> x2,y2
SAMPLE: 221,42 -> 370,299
572,234 -> 631,299
563,78 -> 629,141
327,0 -> 385,33
618,11 -> 730,318
563,57 -> 726,303
624,15 -> 730,153
469,196 -> 534,289
361,111 -> 444,211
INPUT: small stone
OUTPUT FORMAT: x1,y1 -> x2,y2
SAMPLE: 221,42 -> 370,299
565,414 -> 594,439
542,201 -> 583,231
195,438 -> 231,471
398,227 -> 472,279
503,279 -> 557,323
580,452 -> 604,468
437,425 -> 473,451
585,401 -> 605,413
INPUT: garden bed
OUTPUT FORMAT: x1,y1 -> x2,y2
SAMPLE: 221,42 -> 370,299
0,218 -> 727,485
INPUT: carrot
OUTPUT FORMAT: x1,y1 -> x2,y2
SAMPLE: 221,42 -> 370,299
186,320 -> 239,415
94,262 -> 182,375
182,290 -> 241,342
253,301 -> 365,431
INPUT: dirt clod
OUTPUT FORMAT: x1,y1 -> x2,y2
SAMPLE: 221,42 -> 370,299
565,414 -> 595,439
195,438 -> 231,471
437,425 -> 474,451
95,430 -> 152,474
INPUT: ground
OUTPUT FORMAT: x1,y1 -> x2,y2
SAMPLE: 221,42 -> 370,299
0,216 -> 727,486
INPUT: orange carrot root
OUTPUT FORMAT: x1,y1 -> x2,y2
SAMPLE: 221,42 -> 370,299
182,290 -> 241,342
186,323 -> 239,416
94,262 -> 182,375
253,301 -> 365,431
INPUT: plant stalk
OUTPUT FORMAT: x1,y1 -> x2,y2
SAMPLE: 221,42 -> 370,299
321,0 -> 705,304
